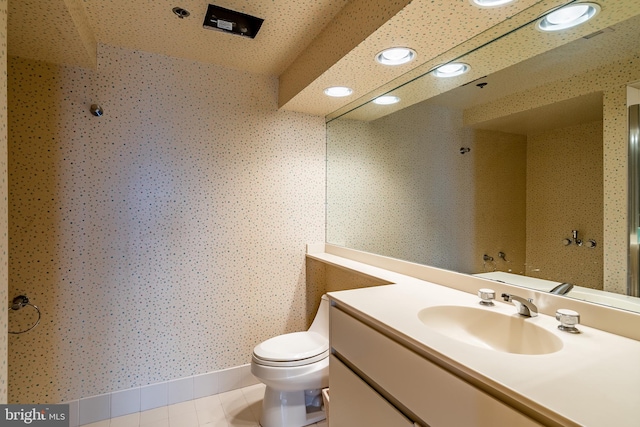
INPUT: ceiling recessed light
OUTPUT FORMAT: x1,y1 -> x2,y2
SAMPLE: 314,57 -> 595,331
432,63 -> 471,78
375,47 -> 416,66
470,0 -> 516,8
373,95 -> 400,105
537,3 -> 600,32
324,86 -> 353,97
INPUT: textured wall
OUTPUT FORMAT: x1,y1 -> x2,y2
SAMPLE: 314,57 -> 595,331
466,55 -> 640,293
526,121 -> 604,289
8,0 -> 96,69
326,101 -> 526,274
472,130 -> 527,275
7,44 -> 325,403
0,0 -> 8,405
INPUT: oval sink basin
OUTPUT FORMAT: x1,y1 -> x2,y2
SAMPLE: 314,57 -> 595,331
417,305 -> 563,355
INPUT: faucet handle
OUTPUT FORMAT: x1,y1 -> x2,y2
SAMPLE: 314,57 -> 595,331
478,288 -> 495,306
556,309 -> 580,334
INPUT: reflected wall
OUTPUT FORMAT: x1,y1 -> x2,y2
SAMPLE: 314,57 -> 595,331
327,102 -> 527,275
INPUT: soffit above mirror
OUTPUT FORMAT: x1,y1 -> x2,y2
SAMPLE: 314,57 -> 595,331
329,0 -> 640,122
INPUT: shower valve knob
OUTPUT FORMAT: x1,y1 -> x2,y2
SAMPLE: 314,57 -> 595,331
563,238 -> 572,246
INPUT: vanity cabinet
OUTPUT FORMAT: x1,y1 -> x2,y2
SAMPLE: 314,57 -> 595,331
330,354 -> 415,426
329,305 -> 544,427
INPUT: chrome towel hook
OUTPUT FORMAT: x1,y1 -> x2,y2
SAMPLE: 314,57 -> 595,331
9,295 -> 41,334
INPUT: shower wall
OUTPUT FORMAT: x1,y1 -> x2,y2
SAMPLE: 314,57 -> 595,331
7,44 -> 325,403
464,53 -> 640,293
326,102 -> 526,274
526,120 -> 604,289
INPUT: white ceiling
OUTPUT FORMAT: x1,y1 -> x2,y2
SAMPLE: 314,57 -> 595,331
7,0 -> 640,117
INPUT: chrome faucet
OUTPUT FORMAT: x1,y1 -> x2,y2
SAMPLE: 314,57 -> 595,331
549,282 -> 574,295
501,293 -> 538,317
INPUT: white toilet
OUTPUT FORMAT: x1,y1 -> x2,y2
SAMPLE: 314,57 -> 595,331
251,295 -> 330,427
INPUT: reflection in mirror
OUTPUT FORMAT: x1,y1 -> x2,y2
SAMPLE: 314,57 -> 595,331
326,8 -> 640,312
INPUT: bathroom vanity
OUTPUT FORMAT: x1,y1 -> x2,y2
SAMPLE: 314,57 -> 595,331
310,245 -> 640,427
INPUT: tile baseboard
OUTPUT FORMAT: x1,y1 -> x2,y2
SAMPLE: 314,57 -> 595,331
66,364 -> 259,426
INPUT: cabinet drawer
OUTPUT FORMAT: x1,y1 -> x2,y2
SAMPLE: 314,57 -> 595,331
331,306 -> 543,427
330,354 -> 414,427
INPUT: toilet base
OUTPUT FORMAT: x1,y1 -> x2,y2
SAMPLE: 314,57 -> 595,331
260,386 -> 326,427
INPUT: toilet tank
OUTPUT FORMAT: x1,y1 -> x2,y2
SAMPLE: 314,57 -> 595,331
308,294 -> 329,338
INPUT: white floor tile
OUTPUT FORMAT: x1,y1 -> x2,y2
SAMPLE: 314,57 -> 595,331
82,421 -> 109,427
194,395 -> 222,412
218,389 -> 259,427
167,400 -> 196,418
139,406 -> 168,425
218,389 -> 247,412
140,419 -> 169,427
197,406 -> 229,426
82,383 -> 322,427
240,384 -> 265,403
168,410 -> 199,427
240,384 -> 264,422
109,412 -> 140,427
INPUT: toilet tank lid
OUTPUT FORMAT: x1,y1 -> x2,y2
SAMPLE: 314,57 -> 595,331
253,331 -> 328,362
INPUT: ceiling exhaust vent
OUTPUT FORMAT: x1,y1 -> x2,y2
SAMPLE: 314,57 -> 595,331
203,4 -> 264,39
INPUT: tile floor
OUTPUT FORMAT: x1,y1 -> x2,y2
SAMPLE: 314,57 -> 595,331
83,383 -> 328,427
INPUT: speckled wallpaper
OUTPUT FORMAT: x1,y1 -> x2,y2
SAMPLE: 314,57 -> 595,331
326,102 -> 526,274
7,44 -> 325,404
0,0 -> 8,405
326,90 -> 608,290
526,121 -> 604,289
465,54 -> 640,293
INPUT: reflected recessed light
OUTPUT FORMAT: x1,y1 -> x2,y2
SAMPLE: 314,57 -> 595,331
375,47 -> 416,66
537,2 -> 600,32
432,63 -> 471,78
324,86 -> 353,97
470,0 -> 516,7
373,95 -> 400,105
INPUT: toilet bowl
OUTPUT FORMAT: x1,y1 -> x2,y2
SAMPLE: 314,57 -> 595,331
251,295 -> 329,427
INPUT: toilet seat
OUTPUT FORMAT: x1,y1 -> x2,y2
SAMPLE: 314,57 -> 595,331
253,331 -> 329,367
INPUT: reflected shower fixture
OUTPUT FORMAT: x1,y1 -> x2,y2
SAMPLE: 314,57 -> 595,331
482,254 -> 496,272
90,104 -> 104,117
460,147 -> 471,154
563,230 -> 596,248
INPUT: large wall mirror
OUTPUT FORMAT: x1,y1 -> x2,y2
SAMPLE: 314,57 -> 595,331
326,1 -> 640,312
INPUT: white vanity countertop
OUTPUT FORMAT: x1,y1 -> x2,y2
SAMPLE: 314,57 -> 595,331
328,282 -> 640,427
